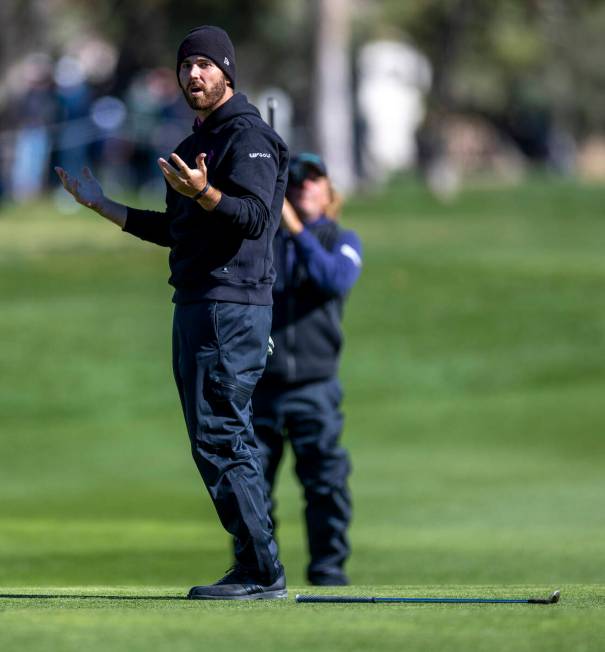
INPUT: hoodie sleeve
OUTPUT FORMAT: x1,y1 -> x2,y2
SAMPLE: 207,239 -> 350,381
293,227 -> 363,297
212,128 -> 281,240
122,207 -> 174,247
122,180 -> 175,247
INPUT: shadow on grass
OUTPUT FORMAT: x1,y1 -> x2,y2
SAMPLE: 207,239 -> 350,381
0,593 -> 188,601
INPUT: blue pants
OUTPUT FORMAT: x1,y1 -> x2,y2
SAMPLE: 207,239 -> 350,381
172,301 -> 280,581
252,377 -> 352,583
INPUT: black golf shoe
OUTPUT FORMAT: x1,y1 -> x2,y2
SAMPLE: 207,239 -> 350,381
188,564 -> 287,600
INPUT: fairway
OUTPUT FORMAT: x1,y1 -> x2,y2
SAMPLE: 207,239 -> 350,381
1,178 -> 604,651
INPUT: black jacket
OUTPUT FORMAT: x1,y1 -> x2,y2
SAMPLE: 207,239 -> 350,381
261,219 -> 362,384
123,93 -> 289,305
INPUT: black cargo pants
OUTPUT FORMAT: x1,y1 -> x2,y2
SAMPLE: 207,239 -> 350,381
172,301 -> 280,581
252,377 -> 352,584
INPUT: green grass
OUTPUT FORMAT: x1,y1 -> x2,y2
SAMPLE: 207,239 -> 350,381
0,585 -> 602,652
1,177 -> 604,651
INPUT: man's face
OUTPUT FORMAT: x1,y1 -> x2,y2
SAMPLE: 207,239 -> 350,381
287,168 -> 331,221
179,55 -> 227,111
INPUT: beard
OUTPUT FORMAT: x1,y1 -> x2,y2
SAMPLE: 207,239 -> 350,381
182,75 -> 227,111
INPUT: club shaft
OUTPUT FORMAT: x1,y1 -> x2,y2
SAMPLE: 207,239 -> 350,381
296,595 -> 551,604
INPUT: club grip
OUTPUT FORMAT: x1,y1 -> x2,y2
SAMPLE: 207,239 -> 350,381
295,594 -> 374,603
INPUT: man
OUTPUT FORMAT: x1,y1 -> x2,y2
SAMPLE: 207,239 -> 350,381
252,153 -> 362,586
56,25 -> 289,600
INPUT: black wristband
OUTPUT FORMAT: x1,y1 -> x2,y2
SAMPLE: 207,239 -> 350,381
192,183 -> 210,201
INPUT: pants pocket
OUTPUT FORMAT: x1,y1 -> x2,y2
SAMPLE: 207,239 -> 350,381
209,373 -> 256,411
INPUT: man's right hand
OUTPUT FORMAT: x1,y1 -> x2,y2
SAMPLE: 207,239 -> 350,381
55,166 -> 105,212
54,166 -> 128,228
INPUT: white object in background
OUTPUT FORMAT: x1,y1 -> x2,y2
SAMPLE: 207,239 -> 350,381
358,40 -> 432,182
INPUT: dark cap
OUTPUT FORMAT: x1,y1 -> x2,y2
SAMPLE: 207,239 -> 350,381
288,152 -> 328,186
176,25 -> 236,87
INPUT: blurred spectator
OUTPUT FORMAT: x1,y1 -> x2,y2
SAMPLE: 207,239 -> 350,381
54,56 -> 93,175
125,67 -> 190,193
252,153 -> 363,586
90,94 -> 131,192
10,53 -> 57,201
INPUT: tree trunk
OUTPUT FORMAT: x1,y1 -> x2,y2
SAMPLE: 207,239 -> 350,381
311,0 -> 356,193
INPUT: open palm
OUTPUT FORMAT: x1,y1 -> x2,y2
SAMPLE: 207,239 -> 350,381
55,166 -> 104,210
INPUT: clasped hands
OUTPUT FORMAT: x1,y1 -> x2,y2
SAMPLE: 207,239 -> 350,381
281,198 -> 304,235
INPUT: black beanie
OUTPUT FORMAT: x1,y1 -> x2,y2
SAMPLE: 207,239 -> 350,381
176,26 -> 236,87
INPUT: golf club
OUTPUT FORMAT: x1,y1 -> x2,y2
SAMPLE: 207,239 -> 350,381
296,589 -> 560,605
267,96 -> 277,130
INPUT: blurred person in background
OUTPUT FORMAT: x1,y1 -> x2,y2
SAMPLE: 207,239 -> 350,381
10,54 -> 57,201
54,56 -> 93,177
125,67 -> 190,192
55,25 -> 289,600
252,153 -> 362,586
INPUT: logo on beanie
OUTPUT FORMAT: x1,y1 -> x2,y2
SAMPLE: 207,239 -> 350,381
224,57 -> 230,66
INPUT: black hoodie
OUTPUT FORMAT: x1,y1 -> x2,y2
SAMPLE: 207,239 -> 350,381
123,93 -> 289,305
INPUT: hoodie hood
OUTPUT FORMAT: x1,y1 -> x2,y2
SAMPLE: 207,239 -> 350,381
193,93 -> 262,133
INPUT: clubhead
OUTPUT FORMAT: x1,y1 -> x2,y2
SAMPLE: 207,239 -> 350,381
549,590 -> 561,604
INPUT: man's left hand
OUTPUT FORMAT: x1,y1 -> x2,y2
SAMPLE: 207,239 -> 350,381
158,152 -> 208,198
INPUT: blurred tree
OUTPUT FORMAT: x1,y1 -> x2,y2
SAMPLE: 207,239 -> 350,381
0,0 -> 296,96
4,0 -> 604,171
366,0 -> 605,151
312,0 -> 356,191
0,0 -> 54,107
